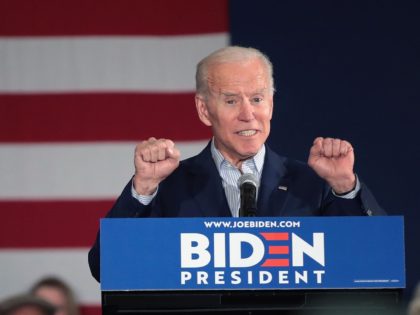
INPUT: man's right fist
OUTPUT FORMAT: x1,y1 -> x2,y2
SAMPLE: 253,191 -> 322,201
133,137 -> 180,195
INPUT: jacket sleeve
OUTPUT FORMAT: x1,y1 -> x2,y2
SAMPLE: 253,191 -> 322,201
358,181 -> 387,216
320,180 -> 386,216
88,179 -> 152,282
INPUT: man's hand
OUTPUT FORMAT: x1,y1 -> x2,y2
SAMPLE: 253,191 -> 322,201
308,137 -> 356,194
133,137 -> 180,195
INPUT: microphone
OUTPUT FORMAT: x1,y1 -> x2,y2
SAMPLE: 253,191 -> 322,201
238,173 -> 259,217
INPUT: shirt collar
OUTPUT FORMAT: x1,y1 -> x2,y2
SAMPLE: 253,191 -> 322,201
210,138 -> 265,174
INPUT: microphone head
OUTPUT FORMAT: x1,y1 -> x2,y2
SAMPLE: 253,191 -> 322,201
238,173 -> 259,188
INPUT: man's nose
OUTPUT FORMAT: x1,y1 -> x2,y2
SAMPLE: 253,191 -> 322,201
238,100 -> 255,121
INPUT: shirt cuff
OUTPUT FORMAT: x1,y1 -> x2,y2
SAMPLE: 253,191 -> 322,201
331,175 -> 361,199
131,181 -> 158,205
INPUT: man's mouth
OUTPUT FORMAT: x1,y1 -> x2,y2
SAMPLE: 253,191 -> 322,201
237,130 -> 257,136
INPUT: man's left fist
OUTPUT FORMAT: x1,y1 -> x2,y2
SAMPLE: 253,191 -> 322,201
308,137 -> 356,194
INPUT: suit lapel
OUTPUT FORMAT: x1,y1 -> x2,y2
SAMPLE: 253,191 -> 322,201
257,146 -> 290,216
188,143 -> 232,217
185,143 -> 290,218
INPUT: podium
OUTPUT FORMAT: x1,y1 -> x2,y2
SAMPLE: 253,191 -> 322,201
100,217 -> 405,314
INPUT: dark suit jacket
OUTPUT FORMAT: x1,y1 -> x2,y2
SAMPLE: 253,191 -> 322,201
88,143 -> 385,281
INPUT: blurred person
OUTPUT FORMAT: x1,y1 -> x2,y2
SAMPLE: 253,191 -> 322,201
0,294 -> 55,315
29,277 -> 79,315
409,283 -> 420,315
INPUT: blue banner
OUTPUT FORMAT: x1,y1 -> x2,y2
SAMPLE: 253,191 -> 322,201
101,216 -> 405,291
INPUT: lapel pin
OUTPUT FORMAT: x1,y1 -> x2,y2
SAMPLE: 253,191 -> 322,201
278,185 -> 288,191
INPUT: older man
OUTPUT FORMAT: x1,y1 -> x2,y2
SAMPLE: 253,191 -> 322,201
88,46 -> 385,282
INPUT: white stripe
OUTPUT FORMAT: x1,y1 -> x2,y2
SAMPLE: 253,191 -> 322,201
0,141 -> 207,199
0,249 -> 100,304
0,34 -> 229,93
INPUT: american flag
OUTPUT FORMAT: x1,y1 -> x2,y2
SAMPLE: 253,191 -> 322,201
0,1 -> 229,314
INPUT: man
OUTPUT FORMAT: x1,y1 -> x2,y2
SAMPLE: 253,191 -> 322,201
30,277 -> 79,315
88,46 -> 385,282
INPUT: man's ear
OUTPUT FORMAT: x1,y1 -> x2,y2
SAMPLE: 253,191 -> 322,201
268,97 -> 274,120
195,95 -> 212,126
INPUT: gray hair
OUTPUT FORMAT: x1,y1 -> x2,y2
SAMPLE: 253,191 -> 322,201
195,46 -> 275,97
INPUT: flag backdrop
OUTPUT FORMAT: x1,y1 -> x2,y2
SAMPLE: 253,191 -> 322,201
2,0 -> 420,312
0,1 -> 228,314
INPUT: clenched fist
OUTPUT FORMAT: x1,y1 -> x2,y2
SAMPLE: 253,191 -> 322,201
133,137 -> 180,195
308,137 -> 356,194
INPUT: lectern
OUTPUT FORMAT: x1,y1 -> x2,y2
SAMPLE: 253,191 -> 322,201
101,216 -> 405,314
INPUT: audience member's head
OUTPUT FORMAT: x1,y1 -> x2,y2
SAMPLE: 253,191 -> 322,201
29,277 -> 79,315
409,283 -> 420,315
0,294 -> 55,315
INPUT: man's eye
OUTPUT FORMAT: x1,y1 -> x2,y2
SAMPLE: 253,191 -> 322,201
226,99 -> 236,105
252,97 -> 263,104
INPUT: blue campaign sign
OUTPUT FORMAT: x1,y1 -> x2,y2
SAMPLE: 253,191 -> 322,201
100,216 -> 405,291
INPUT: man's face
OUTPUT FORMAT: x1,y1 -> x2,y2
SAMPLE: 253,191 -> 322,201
196,58 -> 273,166
34,287 -> 67,315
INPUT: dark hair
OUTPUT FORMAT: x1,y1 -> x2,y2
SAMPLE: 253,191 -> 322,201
0,294 -> 55,315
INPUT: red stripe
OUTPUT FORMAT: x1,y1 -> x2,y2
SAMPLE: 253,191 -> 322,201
80,305 -> 101,315
260,232 -> 289,241
0,93 -> 211,142
261,259 -> 290,267
268,246 -> 289,255
0,0 -> 228,36
0,200 -> 111,248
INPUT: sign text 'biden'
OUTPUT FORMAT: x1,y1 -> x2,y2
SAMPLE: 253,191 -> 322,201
180,232 -> 325,287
